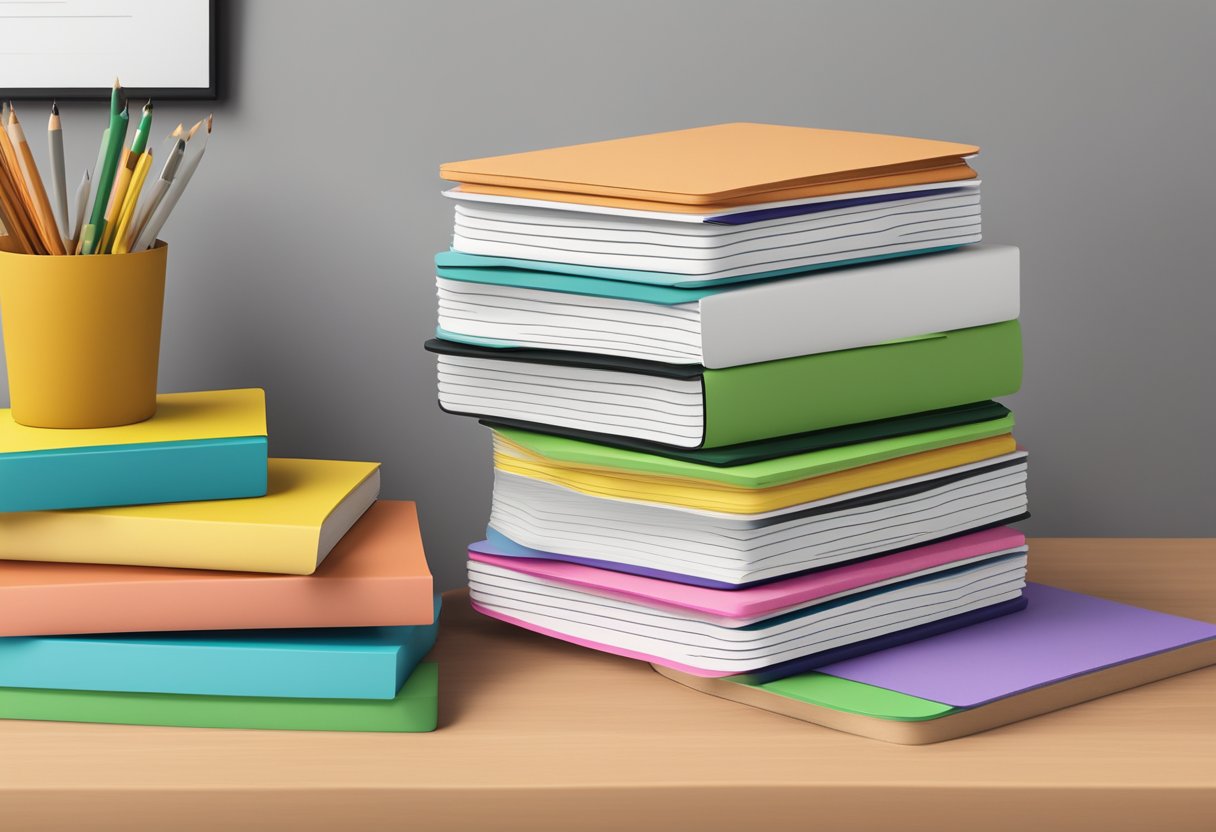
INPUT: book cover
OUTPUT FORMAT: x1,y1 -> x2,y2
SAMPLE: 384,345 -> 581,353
0,388 -> 268,512
0,598 -> 441,699
0,663 -> 439,733
0,500 -> 433,636
0,458 -> 381,574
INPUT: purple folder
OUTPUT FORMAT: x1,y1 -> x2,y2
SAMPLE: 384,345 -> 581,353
811,582 -> 1216,707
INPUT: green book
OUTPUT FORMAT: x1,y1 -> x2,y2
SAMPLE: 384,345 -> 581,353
428,320 -> 1021,450
0,663 -> 438,733
493,410 -> 1013,488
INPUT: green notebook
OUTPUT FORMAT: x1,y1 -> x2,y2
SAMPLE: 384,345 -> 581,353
429,321 -> 1021,450
0,663 -> 438,733
483,401 -> 1009,465
493,411 -> 1014,488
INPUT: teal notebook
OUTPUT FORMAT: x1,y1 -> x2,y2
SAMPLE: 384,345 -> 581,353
0,389 -> 268,512
0,598 -> 441,700
435,246 -> 963,299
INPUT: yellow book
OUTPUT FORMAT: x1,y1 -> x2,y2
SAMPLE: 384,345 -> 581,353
0,458 -> 381,574
494,434 -> 1016,514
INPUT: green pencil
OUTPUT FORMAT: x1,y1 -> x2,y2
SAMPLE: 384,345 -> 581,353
130,99 -> 153,155
81,78 -> 129,255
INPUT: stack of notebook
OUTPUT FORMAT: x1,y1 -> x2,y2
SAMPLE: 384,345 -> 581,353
429,123 -> 1032,680
0,388 -> 438,732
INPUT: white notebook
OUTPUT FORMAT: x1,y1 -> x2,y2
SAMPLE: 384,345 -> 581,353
437,353 -> 706,446
437,244 -> 1019,368
469,554 -> 1027,674
489,455 -> 1029,585
450,187 -> 982,278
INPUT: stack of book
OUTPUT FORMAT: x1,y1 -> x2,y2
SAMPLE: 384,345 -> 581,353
0,388 -> 438,732
430,123 -> 1029,680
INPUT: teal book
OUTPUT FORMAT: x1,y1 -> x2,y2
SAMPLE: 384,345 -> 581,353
0,388 -> 268,512
0,597 -> 441,700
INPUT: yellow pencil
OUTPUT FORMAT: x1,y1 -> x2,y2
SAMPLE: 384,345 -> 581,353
112,149 -> 153,254
101,149 -> 138,252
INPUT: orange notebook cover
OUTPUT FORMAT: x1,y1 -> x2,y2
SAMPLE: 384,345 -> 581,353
0,501 -> 434,637
440,123 -> 979,212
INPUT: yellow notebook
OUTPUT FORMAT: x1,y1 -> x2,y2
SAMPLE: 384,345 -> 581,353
441,123 -> 979,212
494,435 -> 1015,514
0,458 -> 381,574
0,388 -> 266,454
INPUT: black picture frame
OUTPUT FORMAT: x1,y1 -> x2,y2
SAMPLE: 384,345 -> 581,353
0,0 -> 217,101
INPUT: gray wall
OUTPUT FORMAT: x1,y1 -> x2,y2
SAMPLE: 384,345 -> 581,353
3,1 -> 1213,589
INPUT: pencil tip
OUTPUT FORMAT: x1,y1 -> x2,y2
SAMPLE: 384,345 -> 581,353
113,77 -> 121,88
206,113 -> 213,133
51,101 -> 59,116
144,100 -> 153,113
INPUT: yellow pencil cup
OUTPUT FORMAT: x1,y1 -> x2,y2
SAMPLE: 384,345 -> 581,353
0,242 -> 167,428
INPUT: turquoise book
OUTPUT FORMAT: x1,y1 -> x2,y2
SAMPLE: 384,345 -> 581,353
0,388 -> 268,512
0,597 -> 441,700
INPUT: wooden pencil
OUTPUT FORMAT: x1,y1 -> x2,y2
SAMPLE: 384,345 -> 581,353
0,106 -> 47,254
0,162 -> 37,253
6,104 -> 66,254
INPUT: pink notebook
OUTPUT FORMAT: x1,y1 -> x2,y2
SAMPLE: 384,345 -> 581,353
468,527 -> 1025,626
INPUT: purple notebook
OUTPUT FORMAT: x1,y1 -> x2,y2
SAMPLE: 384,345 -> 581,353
812,583 -> 1216,707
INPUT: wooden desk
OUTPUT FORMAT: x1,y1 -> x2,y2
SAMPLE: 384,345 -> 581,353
1,539 -> 1213,831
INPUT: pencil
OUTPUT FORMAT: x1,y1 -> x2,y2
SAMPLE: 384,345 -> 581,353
111,149 -> 153,254
134,114 -> 211,251
70,169 -> 90,251
0,102 -> 46,253
0,160 -> 42,254
6,104 -> 66,254
48,101 -> 69,241
125,124 -> 185,252
100,147 -> 133,253
78,122 -> 110,253
130,100 -> 153,155
81,79 -> 128,254
0,160 -> 36,253
101,99 -> 154,252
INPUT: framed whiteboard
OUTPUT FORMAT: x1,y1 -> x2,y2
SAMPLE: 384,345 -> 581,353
0,0 -> 216,100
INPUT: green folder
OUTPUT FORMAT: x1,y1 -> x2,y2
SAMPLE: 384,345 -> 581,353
0,663 -> 438,733
751,672 -> 957,721
429,320 -> 1022,450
